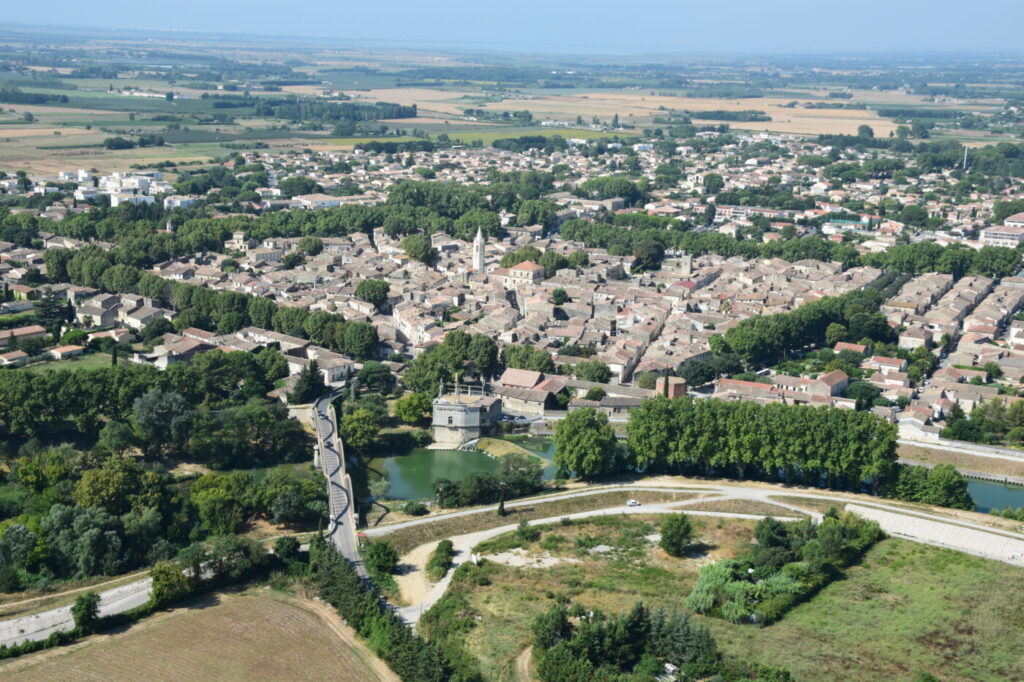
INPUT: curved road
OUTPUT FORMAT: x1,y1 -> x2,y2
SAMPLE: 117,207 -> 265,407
5,477 -> 1024,646
362,481 -> 1024,624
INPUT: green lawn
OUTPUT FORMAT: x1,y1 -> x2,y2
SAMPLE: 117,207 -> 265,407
21,352 -> 113,373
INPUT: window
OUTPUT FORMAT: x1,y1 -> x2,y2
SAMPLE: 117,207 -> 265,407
448,416 -> 453,425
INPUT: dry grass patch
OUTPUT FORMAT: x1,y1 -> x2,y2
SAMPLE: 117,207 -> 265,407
0,591 -> 396,682
899,443 -> 1024,480
682,498 -> 807,517
476,437 -> 539,459
708,539 -> 1024,681
771,496 -> 844,515
477,92 -> 898,136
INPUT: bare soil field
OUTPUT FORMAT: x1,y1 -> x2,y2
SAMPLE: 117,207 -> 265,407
478,92 -> 899,136
0,591 -> 396,682
0,126 -> 95,139
346,88 -> 476,115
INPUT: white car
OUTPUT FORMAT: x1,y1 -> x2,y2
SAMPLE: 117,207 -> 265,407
626,499 -> 641,507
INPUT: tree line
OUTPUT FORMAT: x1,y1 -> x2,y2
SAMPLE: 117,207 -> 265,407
559,215 -> 1021,278
309,537 -> 464,681
44,247 -> 380,360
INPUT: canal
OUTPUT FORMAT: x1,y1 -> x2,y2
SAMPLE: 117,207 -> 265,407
968,479 -> 1024,514
371,436 -> 1024,514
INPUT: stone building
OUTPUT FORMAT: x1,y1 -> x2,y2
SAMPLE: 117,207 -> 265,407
431,381 -> 502,446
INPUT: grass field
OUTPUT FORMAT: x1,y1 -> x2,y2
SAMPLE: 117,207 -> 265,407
437,519 -> 1024,681
21,353 -> 112,373
0,591 -> 397,682
710,539 -> 1024,681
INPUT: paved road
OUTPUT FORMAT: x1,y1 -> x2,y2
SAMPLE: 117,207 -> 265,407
314,394 -> 365,577
0,577 -> 153,648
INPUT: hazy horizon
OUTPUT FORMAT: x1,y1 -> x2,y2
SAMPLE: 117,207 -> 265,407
3,1 -> 1024,55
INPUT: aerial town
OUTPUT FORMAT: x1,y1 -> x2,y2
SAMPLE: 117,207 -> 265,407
1,19 -> 1023,682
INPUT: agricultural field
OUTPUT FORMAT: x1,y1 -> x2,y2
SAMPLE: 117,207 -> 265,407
427,516 -> 1024,681
0,591 -> 397,682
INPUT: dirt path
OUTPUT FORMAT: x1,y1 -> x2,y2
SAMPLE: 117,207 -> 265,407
394,542 -> 435,607
289,595 -> 399,682
515,646 -> 533,682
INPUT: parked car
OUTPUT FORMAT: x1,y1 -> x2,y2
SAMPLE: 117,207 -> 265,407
626,499 -> 641,507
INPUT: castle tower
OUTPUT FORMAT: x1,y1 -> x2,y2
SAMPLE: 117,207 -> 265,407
472,227 -> 486,272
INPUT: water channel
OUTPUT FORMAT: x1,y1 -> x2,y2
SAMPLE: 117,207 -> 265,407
373,436 -> 1024,514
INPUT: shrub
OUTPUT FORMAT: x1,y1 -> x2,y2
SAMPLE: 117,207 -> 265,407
426,539 -> 455,582
401,501 -> 429,516
659,513 -> 695,557
71,591 -> 101,633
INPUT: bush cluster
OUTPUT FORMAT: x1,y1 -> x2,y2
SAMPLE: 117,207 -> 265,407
686,512 -> 884,625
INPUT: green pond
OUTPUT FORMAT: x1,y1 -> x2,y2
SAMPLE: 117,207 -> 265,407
968,479 -> 1024,514
376,436 -> 556,500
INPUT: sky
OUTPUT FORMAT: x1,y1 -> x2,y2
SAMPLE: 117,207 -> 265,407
4,1 -> 1024,54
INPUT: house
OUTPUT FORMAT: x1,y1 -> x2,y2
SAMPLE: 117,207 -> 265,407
86,328 -> 133,346
491,385 -> 550,416
48,345 -> 84,360
122,306 -> 173,331
981,225 -> 1024,248
833,341 -> 868,355
163,195 -> 198,210
1005,212 -> 1024,228
598,395 -> 645,418
296,193 -> 345,210
0,350 -> 29,366
500,261 -> 546,288
810,370 -> 849,397
0,324 -> 47,348
861,355 -> 907,375
223,231 -> 257,252
898,327 -> 930,351
498,368 -> 544,390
